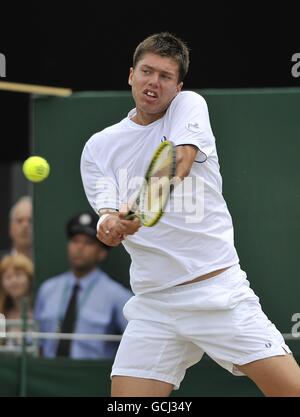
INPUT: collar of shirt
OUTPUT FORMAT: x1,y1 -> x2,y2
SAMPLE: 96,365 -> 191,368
67,268 -> 102,292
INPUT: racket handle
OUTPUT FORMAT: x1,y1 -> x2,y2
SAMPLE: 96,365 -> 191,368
124,211 -> 136,220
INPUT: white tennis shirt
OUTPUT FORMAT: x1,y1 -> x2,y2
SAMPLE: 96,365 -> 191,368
81,91 -> 239,294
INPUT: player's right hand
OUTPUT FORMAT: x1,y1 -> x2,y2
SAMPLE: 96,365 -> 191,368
97,212 -> 141,247
97,214 -> 125,247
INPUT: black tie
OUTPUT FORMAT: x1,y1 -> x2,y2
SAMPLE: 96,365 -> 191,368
56,283 -> 80,357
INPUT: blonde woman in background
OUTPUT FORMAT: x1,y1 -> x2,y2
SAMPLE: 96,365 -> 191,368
0,254 -> 33,347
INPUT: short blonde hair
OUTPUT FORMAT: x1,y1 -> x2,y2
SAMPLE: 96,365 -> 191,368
0,254 -> 33,277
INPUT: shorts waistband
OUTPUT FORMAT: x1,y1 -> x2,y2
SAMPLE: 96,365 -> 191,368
160,263 -> 242,294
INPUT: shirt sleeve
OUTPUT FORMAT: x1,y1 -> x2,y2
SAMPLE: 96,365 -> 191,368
33,285 -> 46,354
80,141 -> 119,213
34,285 -> 44,323
167,91 -> 216,163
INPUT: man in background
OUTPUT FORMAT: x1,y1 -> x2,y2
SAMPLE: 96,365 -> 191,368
0,196 -> 32,261
34,211 -> 132,359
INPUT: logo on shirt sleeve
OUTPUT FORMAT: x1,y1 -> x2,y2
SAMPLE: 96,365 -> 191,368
186,122 -> 201,133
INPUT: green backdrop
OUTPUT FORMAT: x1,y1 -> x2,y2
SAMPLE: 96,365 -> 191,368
1,88 -> 299,397
32,88 -> 300,335
0,354 -> 263,397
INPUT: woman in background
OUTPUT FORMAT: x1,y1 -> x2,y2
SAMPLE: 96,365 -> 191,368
0,254 -> 33,347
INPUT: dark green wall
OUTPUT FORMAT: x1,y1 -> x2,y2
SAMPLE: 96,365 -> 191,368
31,92 -> 135,290
0,354 -> 262,397
2,343 -> 300,396
32,88 -> 300,335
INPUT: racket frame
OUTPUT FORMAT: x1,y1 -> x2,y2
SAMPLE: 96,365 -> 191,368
125,140 -> 176,227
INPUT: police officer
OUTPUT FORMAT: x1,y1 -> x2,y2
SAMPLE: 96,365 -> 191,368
34,211 -> 132,359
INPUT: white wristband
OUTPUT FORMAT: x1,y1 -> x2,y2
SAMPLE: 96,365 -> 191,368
96,214 -> 111,231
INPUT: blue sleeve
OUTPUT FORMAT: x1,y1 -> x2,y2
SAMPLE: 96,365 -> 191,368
34,285 -> 45,323
33,284 -> 47,352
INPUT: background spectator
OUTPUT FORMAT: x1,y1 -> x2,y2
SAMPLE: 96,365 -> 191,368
34,211 -> 132,360
0,253 -> 33,319
0,196 -> 32,261
0,254 -> 33,349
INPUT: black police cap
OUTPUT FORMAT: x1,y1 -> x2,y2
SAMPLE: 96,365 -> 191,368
66,212 -> 110,250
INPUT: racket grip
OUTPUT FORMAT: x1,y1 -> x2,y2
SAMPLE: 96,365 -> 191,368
124,211 -> 136,220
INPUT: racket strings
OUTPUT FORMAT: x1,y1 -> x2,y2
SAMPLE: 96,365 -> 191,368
140,143 -> 175,224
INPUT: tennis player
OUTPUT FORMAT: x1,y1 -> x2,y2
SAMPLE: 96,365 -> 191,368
80,32 -> 300,396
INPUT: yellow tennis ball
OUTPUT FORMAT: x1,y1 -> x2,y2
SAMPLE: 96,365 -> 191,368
22,156 -> 50,183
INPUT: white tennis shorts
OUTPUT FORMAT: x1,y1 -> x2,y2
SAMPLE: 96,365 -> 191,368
111,264 -> 291,390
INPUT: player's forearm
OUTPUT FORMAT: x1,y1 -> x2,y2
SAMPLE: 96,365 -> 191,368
175,145 -> 198,180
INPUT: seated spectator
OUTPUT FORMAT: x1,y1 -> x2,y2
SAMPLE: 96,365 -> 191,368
0,254 -> 33,347
0,196 -> 32,261
34,211 -> 132,360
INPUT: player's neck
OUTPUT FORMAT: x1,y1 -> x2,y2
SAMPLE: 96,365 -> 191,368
131,109 -> 165,126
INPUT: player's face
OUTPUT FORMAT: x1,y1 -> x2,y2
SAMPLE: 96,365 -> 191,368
1,267 -> 30,301
9,202 -> 32,250
129,53 -> 183,124
68,234 -> 107,274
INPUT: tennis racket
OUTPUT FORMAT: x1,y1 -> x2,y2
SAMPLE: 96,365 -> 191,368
125,140 -> 176,227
